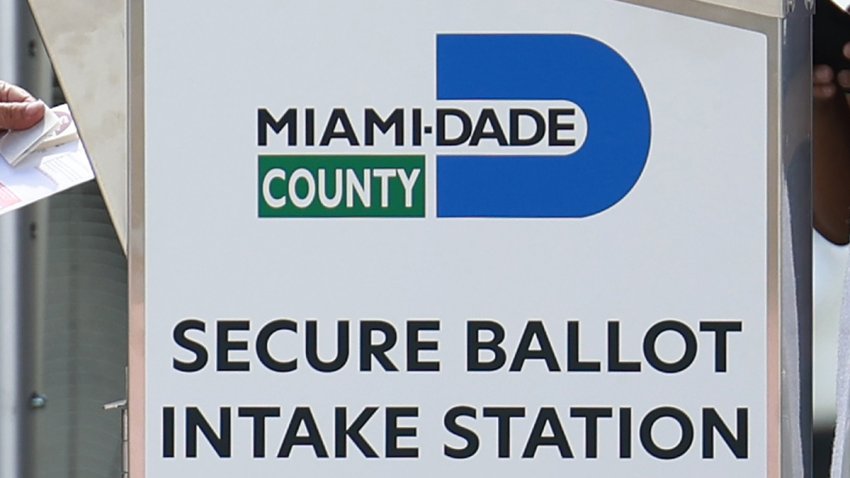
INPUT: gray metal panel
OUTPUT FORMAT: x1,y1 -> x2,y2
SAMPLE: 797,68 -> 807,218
26,0 -> 128,253
32,181 -> 127,478
779,2 -> 814,475
127,0 -> 145,475
693,0 -> 801,17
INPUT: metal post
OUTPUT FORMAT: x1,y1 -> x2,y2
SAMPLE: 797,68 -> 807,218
0,0 -> 27,475
0,1 -> 52,477
104,399 -> 129,478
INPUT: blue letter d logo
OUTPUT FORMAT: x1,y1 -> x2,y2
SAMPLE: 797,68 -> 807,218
437,34 -> 651,218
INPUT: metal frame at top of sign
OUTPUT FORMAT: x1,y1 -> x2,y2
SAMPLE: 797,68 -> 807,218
127,1 -> 812,476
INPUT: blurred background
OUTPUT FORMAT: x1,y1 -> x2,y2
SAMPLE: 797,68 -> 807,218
814,4 -> 850,477
0,1 -> 127,478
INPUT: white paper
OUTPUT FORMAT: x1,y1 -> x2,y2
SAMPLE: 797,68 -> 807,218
0,105 -> 93,216
33,104 -> 78,152
0,106 -> 60,166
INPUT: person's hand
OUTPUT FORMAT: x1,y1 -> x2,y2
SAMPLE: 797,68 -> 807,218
815,43 -> 850,104
814,42 -> 850,245
0,81 -> 44,131
815,63 -> 840,100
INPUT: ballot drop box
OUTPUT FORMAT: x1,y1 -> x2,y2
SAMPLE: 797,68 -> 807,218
128,0 -> 812,476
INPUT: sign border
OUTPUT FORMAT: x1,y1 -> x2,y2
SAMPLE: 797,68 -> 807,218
127,1 -> 811,476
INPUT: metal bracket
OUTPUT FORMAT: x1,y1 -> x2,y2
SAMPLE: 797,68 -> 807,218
103,399 -> 128,478
787,0 -> 814,13
29,393 -> 47,409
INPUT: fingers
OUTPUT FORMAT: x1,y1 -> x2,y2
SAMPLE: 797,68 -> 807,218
815,65 -> 838,100
816,83 -> 838,100
0,101 -> 45,131
816,64 -> 835,84
0,81 -> 36,103
840,69 -> 850,90
0,81 -> 42,130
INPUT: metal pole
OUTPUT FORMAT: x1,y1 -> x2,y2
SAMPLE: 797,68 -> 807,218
0,1 -> 51,477
0,0 -> 27,474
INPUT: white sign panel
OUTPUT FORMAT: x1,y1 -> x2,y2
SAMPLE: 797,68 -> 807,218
141,0 -> 770,476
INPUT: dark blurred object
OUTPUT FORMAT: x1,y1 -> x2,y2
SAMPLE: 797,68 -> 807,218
814,427 -> 834,477
815,0 -> 850,72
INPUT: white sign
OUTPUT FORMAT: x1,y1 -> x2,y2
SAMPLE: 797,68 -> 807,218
139,1 -> 771,476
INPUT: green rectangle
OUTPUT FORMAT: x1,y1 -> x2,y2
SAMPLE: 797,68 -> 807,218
259,155 -> 426,217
